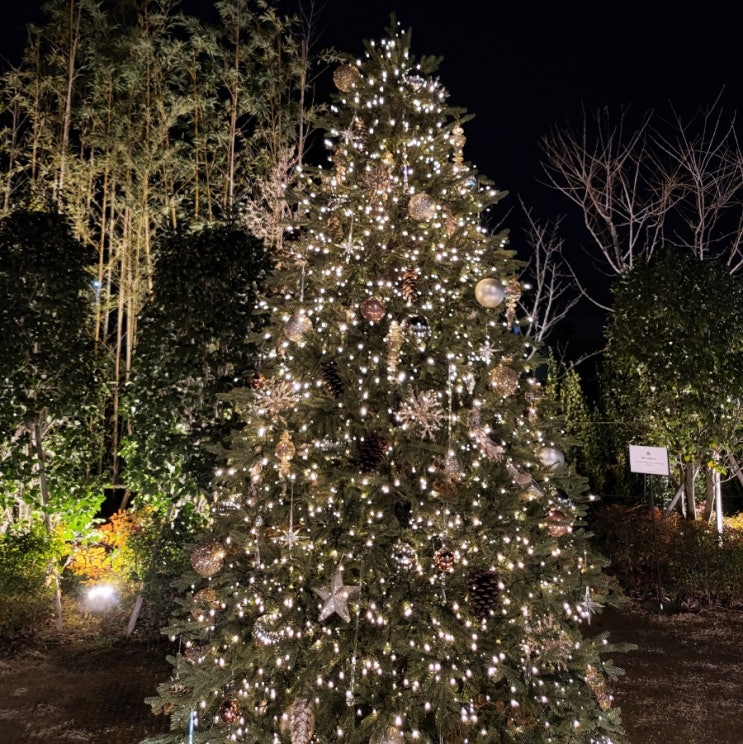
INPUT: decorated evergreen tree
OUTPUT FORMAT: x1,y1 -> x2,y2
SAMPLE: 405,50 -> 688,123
145,22 -> 627,744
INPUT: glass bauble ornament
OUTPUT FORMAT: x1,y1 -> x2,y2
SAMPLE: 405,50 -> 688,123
190,541 -> 225,577
360,297 -> 386,322
333,64 -> 361,92
220,699 -> 240,724
285,312 -> 312,342
405,315 -> 430,341
545,509 -> 570,537
408,192 -> 437,221
475,278 -> 505,308
536,445 -> 565,468
488,364 -> 519,397
391,540 -> 417,571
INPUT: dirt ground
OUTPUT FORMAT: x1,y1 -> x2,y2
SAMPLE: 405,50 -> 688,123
1,604 -> 743,743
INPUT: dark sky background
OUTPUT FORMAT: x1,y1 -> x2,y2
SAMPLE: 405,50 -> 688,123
2,1 -> 741,353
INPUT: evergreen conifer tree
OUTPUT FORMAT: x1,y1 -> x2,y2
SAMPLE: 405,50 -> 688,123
145,21 -> 627,744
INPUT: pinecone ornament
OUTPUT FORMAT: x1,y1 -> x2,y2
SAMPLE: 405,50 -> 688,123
281,698 -> 315,744
401,269 -> 419,305
321,360 -> 344,398
468,568 -> 501,620
355,432 -> 389,472
585,665 -> 613,710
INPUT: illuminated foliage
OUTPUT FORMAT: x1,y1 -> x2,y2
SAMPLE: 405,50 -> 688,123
603,246 -> 743,501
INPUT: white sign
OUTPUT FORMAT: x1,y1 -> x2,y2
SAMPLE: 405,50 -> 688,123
629,445 -> 669,476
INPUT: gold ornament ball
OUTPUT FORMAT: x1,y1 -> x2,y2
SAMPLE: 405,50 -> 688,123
190,541 -> 225,578
191,587 -> 219,620
285,312 -> 313,342
475,278 -> 505,308
333,64 -> 361,92
371,726 -> 406,744
545,509 -> 570,537
220,699 -> 240,724
488,364 -> 520,397
408,192 -> 437,221
360,297 -> 386,322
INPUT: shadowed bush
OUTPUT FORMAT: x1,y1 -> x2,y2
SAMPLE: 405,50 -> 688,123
594,504 -> 743,607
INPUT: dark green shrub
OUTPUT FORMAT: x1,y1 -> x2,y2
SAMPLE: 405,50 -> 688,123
594,504 -> 743,607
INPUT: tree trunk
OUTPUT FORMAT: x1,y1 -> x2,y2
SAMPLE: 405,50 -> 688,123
704,467 -> 714,522
684,461 -> 697,519
32,418 -> 63,632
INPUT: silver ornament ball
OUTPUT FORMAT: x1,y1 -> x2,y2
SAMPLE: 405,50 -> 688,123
285,312 -> 313,342
536,445 -> 566,468
474,278 -> 505,308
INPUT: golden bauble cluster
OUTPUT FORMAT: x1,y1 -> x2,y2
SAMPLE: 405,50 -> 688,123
408,192 -> 437,221
333,64 -> 361,92
190,541 -> 225,578
488,364 -> 519,397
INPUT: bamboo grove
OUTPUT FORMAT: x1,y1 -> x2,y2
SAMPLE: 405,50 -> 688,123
0,0 -> 312,492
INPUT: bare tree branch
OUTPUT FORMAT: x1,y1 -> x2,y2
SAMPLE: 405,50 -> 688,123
653,101 -> 743,270
518,200 -> 581,346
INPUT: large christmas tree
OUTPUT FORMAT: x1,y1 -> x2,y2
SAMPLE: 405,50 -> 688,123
145,21 -> 627,744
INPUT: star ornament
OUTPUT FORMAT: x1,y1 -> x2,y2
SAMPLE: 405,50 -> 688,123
313,568 -> 360,623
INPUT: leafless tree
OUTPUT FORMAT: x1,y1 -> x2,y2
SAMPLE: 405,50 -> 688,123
541,107 -> 678,282
518,201 -> 581,351
652,103 -> 743,272
542,102 -> 743,289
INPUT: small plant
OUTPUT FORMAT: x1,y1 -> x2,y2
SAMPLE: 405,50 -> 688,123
0,525 -> 65,638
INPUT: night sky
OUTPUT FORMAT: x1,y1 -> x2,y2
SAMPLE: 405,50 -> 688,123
2,1 -> 741,351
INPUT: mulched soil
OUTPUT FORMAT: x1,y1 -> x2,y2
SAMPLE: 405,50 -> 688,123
1,603 -> 743,743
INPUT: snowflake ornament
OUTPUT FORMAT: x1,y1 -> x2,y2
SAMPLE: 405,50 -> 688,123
396,390 -> 446,439
253,379 -> 299,418
479,340 -> 496,364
